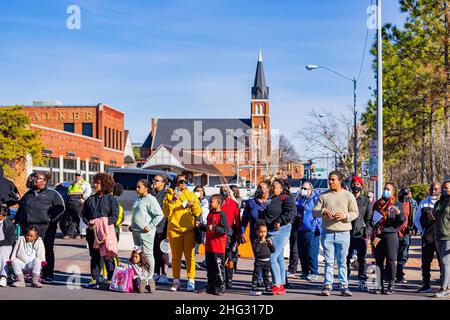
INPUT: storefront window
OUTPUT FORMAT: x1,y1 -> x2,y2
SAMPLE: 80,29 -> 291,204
63,159 -> 76,169
64,123 -> 75,133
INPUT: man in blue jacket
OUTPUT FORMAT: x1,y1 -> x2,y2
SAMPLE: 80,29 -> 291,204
296,182 -> 321,282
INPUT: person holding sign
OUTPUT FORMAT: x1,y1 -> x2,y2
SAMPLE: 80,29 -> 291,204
371,182 -> 405,295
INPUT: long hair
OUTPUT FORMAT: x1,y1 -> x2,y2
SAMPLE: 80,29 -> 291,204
272,178 -> 291,196
129,249 -> 151,272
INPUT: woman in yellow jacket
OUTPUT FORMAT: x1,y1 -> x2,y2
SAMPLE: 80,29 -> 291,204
163,175 -> 202,292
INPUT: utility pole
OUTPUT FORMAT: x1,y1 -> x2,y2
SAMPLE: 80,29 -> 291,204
376,0 -> 383,199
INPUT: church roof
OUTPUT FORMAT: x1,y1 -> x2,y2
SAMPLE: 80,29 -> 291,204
142,118 -> 252,150
251,49 -> 269,100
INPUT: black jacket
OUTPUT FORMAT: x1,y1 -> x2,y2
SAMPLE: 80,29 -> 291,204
16,187 -> 65,226
351,194 -> 373,238
252,239 -> 275,260
82,193 -> 119,226
0,218 -> 16,246
260,194 -> 297,231
372,199 -> 405,234
154,189 -> 167,234
0,166 -> 20,207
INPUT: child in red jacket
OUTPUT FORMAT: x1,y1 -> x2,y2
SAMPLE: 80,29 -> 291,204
199,194 -> 229,295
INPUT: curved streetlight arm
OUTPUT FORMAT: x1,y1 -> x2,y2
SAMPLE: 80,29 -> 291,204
316,65 -> 355,82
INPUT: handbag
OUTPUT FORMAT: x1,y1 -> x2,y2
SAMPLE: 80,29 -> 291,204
194,227 -> 203,244
109,264 -> 134,293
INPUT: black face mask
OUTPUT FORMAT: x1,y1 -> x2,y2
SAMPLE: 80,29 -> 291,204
351,186 -> 362,193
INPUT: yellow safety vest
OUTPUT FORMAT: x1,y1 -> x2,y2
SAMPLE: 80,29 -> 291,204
68,180 -> 84,196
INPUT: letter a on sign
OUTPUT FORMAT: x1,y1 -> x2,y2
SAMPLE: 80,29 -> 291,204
66,5 -> 81,30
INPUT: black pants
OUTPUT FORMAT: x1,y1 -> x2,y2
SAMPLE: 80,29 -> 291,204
252,260 -> 271,290
346,236 -> 368,280
288,227 -> 299,273
63,197 -> 83,237
422,240 -> 441,286
225,226 -> 238,286
374,232 -> 399,288
206,252 -> 225,293
153,232 -> 169,276
21,222 -> 57,278
86,227 -> 115,281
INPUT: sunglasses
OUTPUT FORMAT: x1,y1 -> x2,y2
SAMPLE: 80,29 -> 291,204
301,187 -> 309,190
152,179 -> 164,183
178,180 -> 188,184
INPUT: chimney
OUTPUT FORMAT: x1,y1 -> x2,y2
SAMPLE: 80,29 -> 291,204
151,118 -> 157,139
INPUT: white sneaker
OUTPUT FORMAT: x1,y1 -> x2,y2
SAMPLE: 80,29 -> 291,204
158,274 -> 169,284
153,274 -> 160,282
187,279 -> 195,292
170,279 -> 180,292
0,277 -> 7,287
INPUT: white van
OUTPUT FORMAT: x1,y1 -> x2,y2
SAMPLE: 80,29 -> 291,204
107,168 -> 177,250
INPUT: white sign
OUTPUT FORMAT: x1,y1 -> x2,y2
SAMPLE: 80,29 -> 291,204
362,161 -> 370,178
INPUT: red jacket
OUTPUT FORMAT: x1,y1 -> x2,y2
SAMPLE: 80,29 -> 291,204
203,211 -> 229,254
221,198 -> 240,236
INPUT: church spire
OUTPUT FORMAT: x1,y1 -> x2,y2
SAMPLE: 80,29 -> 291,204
252,46 -> 269,100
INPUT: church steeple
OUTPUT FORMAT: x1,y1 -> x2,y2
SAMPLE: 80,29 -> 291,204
251,47 -> 269,100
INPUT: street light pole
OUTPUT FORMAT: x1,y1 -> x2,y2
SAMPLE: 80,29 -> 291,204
376,0 -> 384,199
306,64 -> 358,177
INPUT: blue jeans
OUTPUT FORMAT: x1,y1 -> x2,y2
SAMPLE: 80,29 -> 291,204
268,223 -> 292,285
396,234 -> 411,280
297,230 -> 320,275
321,229 -> 350,288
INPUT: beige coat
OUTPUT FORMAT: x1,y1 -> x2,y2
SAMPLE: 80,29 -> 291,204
11,236 -> 46,263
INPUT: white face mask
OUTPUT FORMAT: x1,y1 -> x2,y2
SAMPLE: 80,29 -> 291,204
194,192 -> 201,199
300,189 -> 308,197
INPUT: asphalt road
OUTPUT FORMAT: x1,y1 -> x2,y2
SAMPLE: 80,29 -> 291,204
0,236 -> 444,300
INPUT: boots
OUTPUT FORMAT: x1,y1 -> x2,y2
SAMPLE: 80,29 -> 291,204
12,274 -> 26,288
32,273 -> 42,288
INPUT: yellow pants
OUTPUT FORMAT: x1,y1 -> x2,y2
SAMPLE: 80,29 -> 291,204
168,229 -> 196,280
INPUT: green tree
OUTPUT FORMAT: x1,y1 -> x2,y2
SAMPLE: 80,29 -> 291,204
0,106 -> 43,177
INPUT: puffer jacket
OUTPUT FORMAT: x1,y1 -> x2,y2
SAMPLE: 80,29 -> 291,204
434,195 -> 450,241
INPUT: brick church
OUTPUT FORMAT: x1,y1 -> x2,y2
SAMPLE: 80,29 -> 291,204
140,50 -> 272,186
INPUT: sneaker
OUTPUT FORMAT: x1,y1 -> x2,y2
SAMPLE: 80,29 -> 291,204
298,273 -> 309,280
384,285 -> 395,295
170,279 -> 180,292
157,274 -> 169,284
139,279 -> 146,293
321,285 -> 332,296
357,280 -> 367,291
307,274 -> 319,282
340,286 -> 352,297
215,290 -> 225,296
187,279 -> 195,292
41,276 -> 53,284
286,271 -> 296,277
395,278 -> 407,284
279,285 -> 286,295
153,274 -> 160,282
0,277 -> 7,287
249,289 -> 262,296
350,254 -> 357,265
63,235 -> 71,240
85,279 -> 99,289
74,235 -> 82,240
272,285 -> 281,295
11,280 -> 26,288
418,285 -> 433,294
148,279 -> 156,294
434,288 -> 450,298
263,287 -> 274,295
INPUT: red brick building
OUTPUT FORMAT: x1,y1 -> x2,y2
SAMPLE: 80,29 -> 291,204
21,102 -> 125,184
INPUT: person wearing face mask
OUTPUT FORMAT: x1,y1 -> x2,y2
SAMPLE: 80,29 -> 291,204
346,176 -> 373,291
432,179 -> 450,298
295,181 -> 321,282
371,182 -> 405,295
396,187 -> 417,284
415,182 -> 441,293
15,171 -> 65,284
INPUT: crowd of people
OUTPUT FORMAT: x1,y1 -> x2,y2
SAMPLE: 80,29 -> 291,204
0,165 -> 450,298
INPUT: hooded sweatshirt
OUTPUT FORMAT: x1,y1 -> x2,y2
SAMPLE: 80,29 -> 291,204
131,194 -> 164,233
163,188 -> 202,235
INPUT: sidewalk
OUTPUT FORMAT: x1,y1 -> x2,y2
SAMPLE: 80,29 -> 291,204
0,235 -> 442,300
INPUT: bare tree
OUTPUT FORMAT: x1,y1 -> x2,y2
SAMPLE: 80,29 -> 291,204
279,134 -> 301,165
296,108 -> 365,178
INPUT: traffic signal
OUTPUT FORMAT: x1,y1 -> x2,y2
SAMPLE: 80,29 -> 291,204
312,164 -> 316,173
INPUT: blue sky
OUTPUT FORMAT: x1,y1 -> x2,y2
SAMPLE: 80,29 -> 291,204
0,0 -> 405,166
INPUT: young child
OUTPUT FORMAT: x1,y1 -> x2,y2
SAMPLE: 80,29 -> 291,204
199,194 -> 229,295
11,226 -> 46,288
0,205 -> 16,287
129,246 -> 152,294
250,220 -> 275,296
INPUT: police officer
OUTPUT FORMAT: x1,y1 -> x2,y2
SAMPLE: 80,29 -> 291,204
64,172 -> 92,239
